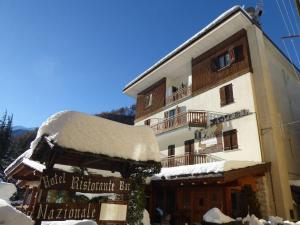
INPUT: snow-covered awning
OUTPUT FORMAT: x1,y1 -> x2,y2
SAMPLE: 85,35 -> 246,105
4,149 -> 45,181
30,111 -> 160,163
152,160 -> 270,182
290,180 -> 300,187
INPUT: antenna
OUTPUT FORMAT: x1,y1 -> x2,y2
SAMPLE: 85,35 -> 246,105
245,0 -> 264,26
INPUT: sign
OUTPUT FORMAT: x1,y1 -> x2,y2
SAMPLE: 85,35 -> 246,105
32,201 -> 127,222
40,170 -> 131,194
210,109 -> 250,125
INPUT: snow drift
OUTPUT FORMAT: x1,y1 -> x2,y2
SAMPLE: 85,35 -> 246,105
0,182 -> 17,204
203,208 -> 235,224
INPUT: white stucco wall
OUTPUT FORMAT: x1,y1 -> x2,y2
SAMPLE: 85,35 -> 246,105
265,38 -> 300,179
135,73 -> 262,162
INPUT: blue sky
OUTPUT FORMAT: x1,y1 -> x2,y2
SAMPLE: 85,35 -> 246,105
0,0 -> 299,127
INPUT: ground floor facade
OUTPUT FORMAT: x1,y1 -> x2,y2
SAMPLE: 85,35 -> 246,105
146,163 -> 271,225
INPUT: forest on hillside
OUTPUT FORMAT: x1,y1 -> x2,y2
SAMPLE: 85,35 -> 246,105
0,105 -> 136,180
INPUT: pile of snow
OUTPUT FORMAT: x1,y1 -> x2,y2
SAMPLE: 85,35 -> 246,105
30,111 -> 160,162
153,160 -> 263,180
203,208 -> 235,224
142,209 -> 151,225
0,199 -> 33,225
42,220 -> 97,225
269,216 -> 284,225
0,182 -> 17,203
249,215 -> 264,225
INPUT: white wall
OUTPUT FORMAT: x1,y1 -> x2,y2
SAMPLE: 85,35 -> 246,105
135,73 -> 262,162
265,38 -> 300,179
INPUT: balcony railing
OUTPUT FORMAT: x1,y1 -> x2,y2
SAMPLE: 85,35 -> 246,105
166,86 -> 192,105
150,111 -> 207,134
161,153 -> 223,168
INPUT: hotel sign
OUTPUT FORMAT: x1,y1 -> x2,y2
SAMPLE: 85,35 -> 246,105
210,109 -> 250,125
32,201 -> 128,222
40,170 -> 131,194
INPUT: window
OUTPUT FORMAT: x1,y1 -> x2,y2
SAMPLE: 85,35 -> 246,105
211,45 -> 244,71
220,84 -> 234,106
144,93 -> 152,108
168,145 -> 175,156
144,119 -> 151,126
223,129 -> 238,150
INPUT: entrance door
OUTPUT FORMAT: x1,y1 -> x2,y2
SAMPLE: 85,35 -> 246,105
191,190 -> 208,223
184,140 -> 194,165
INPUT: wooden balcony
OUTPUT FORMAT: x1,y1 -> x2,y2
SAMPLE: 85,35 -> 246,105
166,86 -> 192,105
161,153 -> 223,168
150,111 -> 207,134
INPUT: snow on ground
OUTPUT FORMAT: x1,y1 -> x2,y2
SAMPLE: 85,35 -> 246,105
203,207 -> 235,224
0,199 -> 33,225
30,111 -> 160,162
142,209 -> 151,225
0,182 -> 17,203
42,220 -> 97,225
153,160 -> 263,180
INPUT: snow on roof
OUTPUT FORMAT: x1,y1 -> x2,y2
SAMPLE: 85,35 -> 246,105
30,111 -> 160,162
152,160 -> 263,180
203,208 -> 235,224
123,5 -> 250,91
290,180 -> 300,187
4,149 -> 45,175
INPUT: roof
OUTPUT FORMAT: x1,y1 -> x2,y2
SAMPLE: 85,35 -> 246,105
152,160 -> 270,183
123,5 -> 300,93
4,149 -> 45,178
30,111 -> 160,163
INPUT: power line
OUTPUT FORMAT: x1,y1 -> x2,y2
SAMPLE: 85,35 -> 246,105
288,0 -> 300,34
280,0 -> 300,66
275,0 -> 300,71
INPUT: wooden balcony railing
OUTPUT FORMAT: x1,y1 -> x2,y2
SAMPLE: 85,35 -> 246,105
161,153 -> 223,168
150,111 -> 207,134
166,86 -> 192,105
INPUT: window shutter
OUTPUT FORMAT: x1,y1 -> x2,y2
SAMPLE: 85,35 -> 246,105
229,47 -> 235,63
220,86 -> 226,106
223,132 -> 231,150
234,45 -> 244,62
227,84 -> 234,104
231,130 -> 238,149
211,58 -> 218,72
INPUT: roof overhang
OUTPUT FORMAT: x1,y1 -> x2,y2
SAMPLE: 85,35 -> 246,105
123,7 -> 254,97
151,162 -> 270,185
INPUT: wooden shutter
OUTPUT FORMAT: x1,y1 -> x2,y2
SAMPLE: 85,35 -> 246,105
234,45 -> 244,62
231,129 -> 238,149
226,84 -> 234,104
220,86 -> 226,106
223,131 -> 231,150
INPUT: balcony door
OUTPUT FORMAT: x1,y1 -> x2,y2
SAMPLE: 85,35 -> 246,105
184,139 -> 194,165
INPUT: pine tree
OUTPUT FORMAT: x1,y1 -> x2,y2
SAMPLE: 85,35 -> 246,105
0,111 -> 13,178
